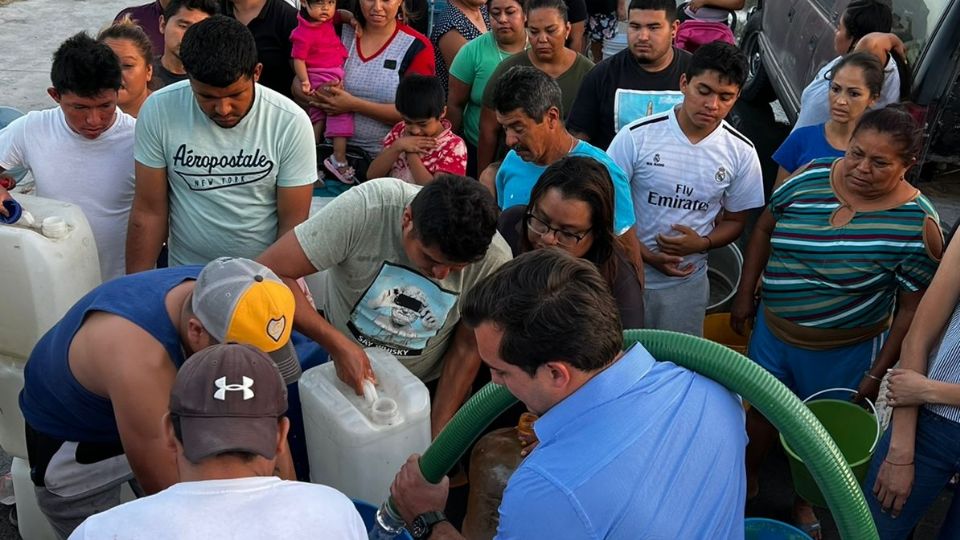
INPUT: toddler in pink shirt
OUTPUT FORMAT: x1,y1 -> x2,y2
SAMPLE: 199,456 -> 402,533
291,0 -> 356,183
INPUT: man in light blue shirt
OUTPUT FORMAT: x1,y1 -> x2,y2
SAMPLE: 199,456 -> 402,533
391,248 -> 747,540
126,15 -> 316,272
490,67 -> 635,236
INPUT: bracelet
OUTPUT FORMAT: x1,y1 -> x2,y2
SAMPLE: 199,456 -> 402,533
702,235 -> 713,252
884,458 -> 914,466
864,371 -> 883,382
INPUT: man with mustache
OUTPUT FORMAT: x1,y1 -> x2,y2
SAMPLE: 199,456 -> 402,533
488,66 -> 636,239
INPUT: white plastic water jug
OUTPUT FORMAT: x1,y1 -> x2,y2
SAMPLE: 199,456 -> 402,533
0,194 -> 101,458
300,348 -> 431,504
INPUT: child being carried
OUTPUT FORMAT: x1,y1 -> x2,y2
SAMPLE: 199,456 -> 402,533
291,0 -> 356,184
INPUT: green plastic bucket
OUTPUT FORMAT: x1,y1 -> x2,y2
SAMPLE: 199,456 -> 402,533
780,388 -> 880,508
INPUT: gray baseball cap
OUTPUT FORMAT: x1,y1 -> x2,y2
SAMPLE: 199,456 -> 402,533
192,257 -> 301,384
170,343 -> 289,463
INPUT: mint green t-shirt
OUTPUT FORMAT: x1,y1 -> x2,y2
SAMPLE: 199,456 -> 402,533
135,81 -> 317,266
448,32 -> 525,146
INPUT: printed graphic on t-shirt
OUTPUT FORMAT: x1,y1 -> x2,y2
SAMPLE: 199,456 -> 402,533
614,90 -> 683,132
347,262 -> 458,356
172,144 -> 276,191
641,155 -> 730,212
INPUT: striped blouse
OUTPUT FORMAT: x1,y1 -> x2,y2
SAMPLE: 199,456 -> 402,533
926,300 -> 960,423
762,158 -> 940,329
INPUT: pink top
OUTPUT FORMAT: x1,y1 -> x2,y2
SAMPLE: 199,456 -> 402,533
382,119 -> 468,183
290,13 -> 348,69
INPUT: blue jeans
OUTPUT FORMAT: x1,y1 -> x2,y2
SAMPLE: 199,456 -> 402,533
865,408 -> 960,539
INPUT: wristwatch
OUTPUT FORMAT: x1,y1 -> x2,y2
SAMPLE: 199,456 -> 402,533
410,511 -> 447,539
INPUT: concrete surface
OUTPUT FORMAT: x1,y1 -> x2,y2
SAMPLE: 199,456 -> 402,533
2,3 -> 133,537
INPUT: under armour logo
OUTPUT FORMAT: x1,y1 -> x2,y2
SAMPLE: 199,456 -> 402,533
214,376 -> 255,400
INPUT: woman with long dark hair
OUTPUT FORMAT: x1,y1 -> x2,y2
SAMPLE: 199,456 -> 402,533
498,155 -> 645,328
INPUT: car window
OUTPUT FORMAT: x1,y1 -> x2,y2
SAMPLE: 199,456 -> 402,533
893,0 -> 952,65
811,0 -> 835,12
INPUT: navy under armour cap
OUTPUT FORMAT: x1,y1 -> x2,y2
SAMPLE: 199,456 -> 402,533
170,343 -> 288,463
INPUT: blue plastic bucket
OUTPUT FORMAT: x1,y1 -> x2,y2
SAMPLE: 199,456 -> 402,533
745,518 -> 812,539
354,500 -> 413,540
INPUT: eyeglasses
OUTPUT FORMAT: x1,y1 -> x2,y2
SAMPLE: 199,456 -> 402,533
525,213 -> 591,247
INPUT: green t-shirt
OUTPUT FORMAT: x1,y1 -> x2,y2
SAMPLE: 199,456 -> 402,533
135,81 -> 317,266
481,51 -> 594,118
448,32 -> 526,146
294,179 -> 512,381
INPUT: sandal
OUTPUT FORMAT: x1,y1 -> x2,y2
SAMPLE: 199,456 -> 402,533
323,156 -> 357,185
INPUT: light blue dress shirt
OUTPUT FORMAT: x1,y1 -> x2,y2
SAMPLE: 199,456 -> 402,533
495,344 -> 747,539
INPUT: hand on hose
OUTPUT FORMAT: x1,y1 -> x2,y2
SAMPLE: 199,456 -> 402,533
390,454 -> 450,525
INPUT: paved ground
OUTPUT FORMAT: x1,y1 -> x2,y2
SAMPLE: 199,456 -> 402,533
1,2 -> 132,537
0,1 -> 956,539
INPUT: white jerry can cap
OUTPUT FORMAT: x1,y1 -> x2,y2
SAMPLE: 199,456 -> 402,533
41,216 -> 68,239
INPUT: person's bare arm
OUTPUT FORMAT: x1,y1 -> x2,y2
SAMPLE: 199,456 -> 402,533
856,290 -> 923,402
316,85 -> 403,125
568,22 -> 585,54
405,153 -> 436,185
477,106 -> 500,174
774,166 -> 791,189
730,208 -> 775,335
367,144 -> 405,179
276,184 -> 313,239
293,58 -> 312,95
87,317 -> 179,494
478,162 -> 498,199
855,32 -> 906,64
430,323 -> 482,438
438,32 -> 468,78
446,77 -> 471,134
125,162 -> 169,274
257,232 -> 374,393
873,240 -> 960,516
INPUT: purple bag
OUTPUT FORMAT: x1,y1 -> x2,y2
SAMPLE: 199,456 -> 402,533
675,20 -> 736,53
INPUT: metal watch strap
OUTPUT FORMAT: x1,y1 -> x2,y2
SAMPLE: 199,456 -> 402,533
412,511 -> 447,539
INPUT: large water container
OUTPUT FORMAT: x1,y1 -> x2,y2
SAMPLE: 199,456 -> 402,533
0,194 -> 101,458
300,348 -> 431,504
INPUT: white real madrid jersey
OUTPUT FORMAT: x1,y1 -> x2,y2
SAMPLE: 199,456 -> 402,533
607,106 -> 764,288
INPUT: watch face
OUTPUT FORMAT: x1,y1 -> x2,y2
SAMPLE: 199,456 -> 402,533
411,516 -> 428,538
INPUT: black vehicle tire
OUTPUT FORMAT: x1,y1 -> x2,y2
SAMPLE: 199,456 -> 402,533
740,14 -> 777,104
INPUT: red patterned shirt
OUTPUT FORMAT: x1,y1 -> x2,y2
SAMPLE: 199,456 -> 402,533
382,119 -> 467,183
